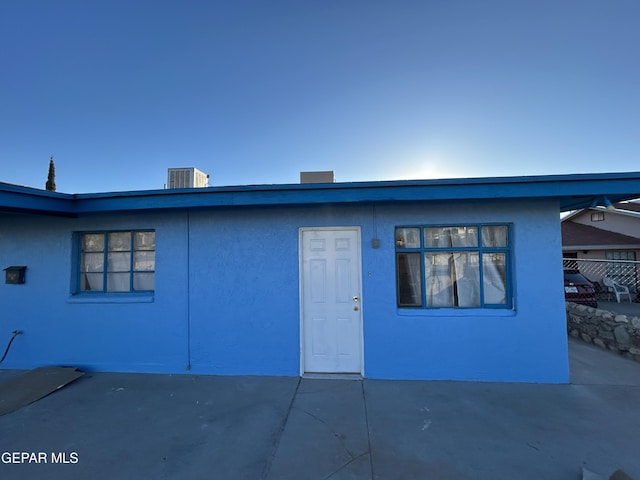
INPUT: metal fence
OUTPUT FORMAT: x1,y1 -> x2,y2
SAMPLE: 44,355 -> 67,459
562,258 -> 639,299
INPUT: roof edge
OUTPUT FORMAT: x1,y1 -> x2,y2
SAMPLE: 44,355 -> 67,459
73,171 -> 640,200
2,171 -> 640,215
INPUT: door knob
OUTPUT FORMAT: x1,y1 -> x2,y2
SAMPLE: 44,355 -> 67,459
353,296 -> 359,302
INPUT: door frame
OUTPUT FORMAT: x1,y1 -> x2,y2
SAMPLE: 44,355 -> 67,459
298,226 -> 364,376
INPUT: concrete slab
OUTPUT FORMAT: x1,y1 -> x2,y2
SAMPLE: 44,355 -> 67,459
0,373 -> 299,480
365,379 -> 639,480
569,337 -> 640,386
1,339 -> 639,480
265,379 -> 371,480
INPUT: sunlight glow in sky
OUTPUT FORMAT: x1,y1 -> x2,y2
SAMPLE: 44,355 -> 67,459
1,1 -> 638,193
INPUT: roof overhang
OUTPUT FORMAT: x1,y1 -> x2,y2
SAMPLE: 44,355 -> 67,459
2,172 -> 640,216
0,182 -> 76,216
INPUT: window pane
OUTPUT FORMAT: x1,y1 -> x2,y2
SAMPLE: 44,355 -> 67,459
107,273 -> 130,292
396,253 -> 422,306
108,232 -> 131,251
395,228 -> 420,248
424,228 -> 450,248
424,227 -> 477,248
425,253 -> 455,307
82,234 -> 104,252
453,252 -> 480,307
108,252 -> 131,272
135,231 -> 155,250
483,253 -> 507,304
451,226 -> 477,247
81,273 -> 103,291
133,273 -> 154,291
482,226 -> 508,247
425,252 -> 480,307
134,251 -> 155,271
81,252 -> 104,272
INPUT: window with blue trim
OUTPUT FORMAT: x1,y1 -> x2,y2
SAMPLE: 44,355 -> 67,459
78,231 -> 155,293
395,225 -> 511,308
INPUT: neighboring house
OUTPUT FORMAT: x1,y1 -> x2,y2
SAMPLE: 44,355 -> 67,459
1,172 -> 639,383
562,201 -> 640,290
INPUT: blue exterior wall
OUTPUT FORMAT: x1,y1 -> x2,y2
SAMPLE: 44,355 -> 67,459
0,211 -> 190,373
363,199 -> 568,383
0,198 -> 569,383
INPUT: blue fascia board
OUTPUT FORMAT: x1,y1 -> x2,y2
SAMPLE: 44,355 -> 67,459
2,172 -> 640,215
0,182 -> 76,216
71,172 -> 640,213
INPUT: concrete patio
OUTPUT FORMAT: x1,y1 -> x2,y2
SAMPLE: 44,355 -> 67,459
1,337 -> 639,480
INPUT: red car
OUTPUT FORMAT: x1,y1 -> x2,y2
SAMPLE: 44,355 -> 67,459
564,270 -> 598,308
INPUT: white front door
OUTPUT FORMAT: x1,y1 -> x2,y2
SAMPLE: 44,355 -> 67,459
300,227 -> 363,374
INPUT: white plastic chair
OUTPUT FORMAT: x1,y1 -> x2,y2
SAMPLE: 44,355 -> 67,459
602,277 -> 632,303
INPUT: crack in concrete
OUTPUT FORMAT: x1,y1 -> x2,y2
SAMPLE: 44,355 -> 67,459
296,406 -> 359,459
362,380 -> 375,480
322,451 -> 371,480
261,376 -> 301,480
263,378 -> 374,480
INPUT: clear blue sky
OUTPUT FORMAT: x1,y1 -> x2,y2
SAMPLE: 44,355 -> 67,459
1,1 -> 638,193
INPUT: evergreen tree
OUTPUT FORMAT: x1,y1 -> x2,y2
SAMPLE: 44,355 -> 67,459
45,156 -> 56,192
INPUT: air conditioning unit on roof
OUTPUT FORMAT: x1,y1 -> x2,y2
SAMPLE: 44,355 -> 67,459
167,168 -> 209,188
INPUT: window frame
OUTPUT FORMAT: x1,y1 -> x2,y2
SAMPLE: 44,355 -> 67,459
74,230 -> 156,294
395,223 -> 513,309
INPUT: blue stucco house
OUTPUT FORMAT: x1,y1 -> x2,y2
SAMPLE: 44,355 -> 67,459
1,172 -> 639,383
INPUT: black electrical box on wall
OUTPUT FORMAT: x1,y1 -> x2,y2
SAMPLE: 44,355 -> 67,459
4,266 -> 26,284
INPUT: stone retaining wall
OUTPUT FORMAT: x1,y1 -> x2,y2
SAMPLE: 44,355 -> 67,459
566,302 -> 640,362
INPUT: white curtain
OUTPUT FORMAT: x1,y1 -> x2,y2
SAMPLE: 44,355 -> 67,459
425,252 -> 481,308
425,253 -> 454,307
107,252 -> 131,292
81,252 -> 104,291
482,254 -> 507,304
107,273 -> 131,292
481,225 -> 507,247
453,252 -> 480,307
